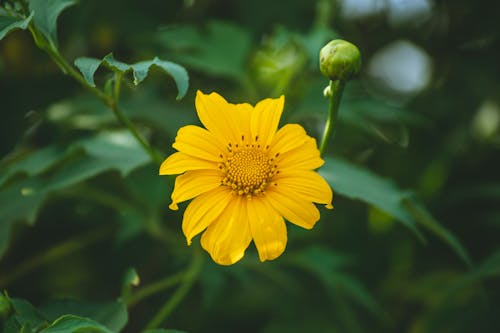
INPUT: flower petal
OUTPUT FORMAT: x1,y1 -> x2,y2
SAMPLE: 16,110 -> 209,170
195,91 -> 240,145
264,187 -> 320,229
251,96 -> 285,148
169,170 -> 223,210
274,170 -> 333,209
278,137 -> 324,171
201,195 -> 252,265
159,152 -> 218,175
172,125 -> 224,162
182,187 -> 233,245
247,197 -> 287,262
269,124 -> 309,156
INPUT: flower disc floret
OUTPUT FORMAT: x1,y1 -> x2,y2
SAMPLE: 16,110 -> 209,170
222,148 -> 275,196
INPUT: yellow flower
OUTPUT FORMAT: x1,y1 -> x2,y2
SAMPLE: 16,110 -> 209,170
159,91 -> 333,265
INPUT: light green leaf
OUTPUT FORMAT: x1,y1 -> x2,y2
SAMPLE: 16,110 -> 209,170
40,299 -> 128,332
39,314 -> 113,333
0,12 -> 34,41
29,0 -> 78,46
74,53 -> 189,99
131,57 -> 188,99
102,53 -> 130,72
320,157 -> 423,239
74,57 -> 101,87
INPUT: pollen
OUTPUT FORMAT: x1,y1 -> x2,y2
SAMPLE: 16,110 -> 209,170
221,147 -> 276,196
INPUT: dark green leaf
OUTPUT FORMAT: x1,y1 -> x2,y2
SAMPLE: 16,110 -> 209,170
142,328 -> 186,333
0,12 -> 33,41
39,314 -> 113,333
320,157 -> 424,239
157,21 -> 251,80
286,246 -> 382,317
10,298 -> 49,331
0,131 -> 150,258
29,0 -> 77,46
0,146 -> 66,187
403,199 -> 473,268
40,299 -> 127,332
321,157 -> 472,266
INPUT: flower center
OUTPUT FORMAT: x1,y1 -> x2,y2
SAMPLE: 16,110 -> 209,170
222,148 -> 276,196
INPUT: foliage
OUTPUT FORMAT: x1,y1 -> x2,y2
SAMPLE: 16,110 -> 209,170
1,0 -> 499,332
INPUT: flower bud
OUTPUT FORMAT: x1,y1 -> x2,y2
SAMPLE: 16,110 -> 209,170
319,39 -> 361,81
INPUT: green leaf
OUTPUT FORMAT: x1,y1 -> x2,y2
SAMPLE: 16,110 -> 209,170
0,131 -> 151,258
74,53 -> 189,99
320,157 -> 472,266
286,246 -> 382,318
40,299 -> 128,332
320,157 -> 423,240
157,21 -> 252,80
10,298 -> 49,331
39,314 -> 113,333
0,12 -> 33,41
73,57 -> 101,87
131,57 -> 189,99
142,328 -> 186,333
0,146 -> 66,187
402,199 -> 473,268
29,0 -> 77,46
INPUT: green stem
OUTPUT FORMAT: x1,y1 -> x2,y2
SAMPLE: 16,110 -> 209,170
319,79 -> 345,156
144,249 -> 203,330
27,24 -> 163,165
125,271 -> 185,307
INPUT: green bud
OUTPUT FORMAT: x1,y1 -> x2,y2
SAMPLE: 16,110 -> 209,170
0,293 -> 12,319
319,39 -> 361,81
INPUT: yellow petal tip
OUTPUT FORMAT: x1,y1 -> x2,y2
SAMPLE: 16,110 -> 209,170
169,202 -> 179,210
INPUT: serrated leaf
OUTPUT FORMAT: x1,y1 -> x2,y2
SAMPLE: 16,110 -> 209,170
40,299 -> 128,332
39,314 -> 113,333
320,157 -> 424,240
74,53 -> 189,99
29,0 -> 78,46
0,12 -> 33,41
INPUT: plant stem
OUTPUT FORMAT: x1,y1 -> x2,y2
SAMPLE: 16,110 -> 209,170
319,79 -> 345,156
144,249 -> 203,330
125,271 -> 185,307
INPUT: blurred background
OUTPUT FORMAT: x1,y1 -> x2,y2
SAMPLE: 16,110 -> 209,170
1,0 -> 499,332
